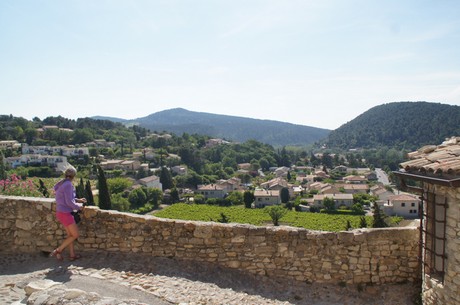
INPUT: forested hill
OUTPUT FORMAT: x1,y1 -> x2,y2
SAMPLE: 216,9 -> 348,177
118,108 -> 330,147
325,102 -> 460,150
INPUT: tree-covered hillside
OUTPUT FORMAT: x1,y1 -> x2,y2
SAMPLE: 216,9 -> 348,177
127,108 -> 331,147
325,102 -> 460,150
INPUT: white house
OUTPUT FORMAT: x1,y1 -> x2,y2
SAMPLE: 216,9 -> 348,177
254,189 -> 280,208
196,184 -> 226,199
61,147 -> 90,157
138,175 -> 162,190
171,165 -> 187,176
383,194 -> 420,218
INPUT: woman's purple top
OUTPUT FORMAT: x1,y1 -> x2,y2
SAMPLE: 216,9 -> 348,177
54,179 -> 82,213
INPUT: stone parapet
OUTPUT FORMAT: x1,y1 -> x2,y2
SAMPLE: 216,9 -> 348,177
0,196 -> 420,285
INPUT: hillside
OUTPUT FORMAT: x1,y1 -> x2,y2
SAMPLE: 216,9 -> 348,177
325,101 -> 460,150
119,108 -> 330,147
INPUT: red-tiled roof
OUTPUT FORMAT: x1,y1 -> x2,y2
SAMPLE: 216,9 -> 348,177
400,137 -> 460,176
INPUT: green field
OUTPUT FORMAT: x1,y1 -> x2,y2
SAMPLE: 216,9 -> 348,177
154,203 -> 378,232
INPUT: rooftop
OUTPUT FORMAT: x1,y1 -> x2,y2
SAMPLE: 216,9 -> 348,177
399,137 -> 460,177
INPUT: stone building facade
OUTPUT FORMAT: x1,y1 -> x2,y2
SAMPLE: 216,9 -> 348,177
396,137 -> 460,305
0,196 -> 420,288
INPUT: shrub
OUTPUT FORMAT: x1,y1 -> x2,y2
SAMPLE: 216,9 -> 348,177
0,174 -> 43,197
265,205 -> 287,226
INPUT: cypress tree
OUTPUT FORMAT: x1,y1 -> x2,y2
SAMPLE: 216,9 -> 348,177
76,178 -> 85,198
0,151 -> 6,181
372,203 -> 388,228
359,216 -> 368,228
159,166 -> 174,190
345,220 -> 353,231
85,180 -> 95,206
97,166 -> 112,210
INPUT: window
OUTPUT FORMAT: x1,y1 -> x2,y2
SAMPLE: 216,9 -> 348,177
401,202 -> 405,207
411,202 -> 415,207
421,191 -> 447,283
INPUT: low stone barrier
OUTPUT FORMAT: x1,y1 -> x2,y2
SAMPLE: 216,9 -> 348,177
0,196 -> 420,285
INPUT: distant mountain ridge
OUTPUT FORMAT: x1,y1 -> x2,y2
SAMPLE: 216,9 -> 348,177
325,101 -> 460,150
95,108 -> 331,146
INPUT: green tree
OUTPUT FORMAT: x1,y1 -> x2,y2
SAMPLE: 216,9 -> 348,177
128,188 -> 148,208
280,187 -> 290,204
107,177 -> 133,194
345,220 -> 353,231
97,166 -> 112,210
323,197 -> 336,212
243,190 -> 255,208
351,203 -> 365,215
265,205 -> 287,226
170,187 -> 180,204
85,180 -> 95,205
372,203 -> 388,228
259,157 -> 270,171
159,166 -> 174,190
0,152 -> 6,181
359,216 -> 368,228
226,191 -> 243,205
76,178 -> 85,198
146,187 -> 163,208
37,179 -> 49,198
111,193 -> 131,211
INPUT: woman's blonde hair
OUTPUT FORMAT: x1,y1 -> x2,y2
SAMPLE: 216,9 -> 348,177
64,165 -> 77,178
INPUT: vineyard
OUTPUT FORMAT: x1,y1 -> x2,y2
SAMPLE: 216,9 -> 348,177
154,203 -> 384,232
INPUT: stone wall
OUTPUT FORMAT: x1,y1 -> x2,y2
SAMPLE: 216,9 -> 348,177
0,196 -> 420,285
421,184 -> 460,305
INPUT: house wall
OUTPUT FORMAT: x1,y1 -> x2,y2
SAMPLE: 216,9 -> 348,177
254,196 -> 280,207
421,184 -> 460,305
390,199 -> 419,218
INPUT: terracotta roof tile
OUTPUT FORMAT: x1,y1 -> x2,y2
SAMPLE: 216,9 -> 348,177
400,137 -> 460,177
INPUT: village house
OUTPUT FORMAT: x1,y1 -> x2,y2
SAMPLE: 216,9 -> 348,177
237,163 -> 251,170
0,140 -> 21,149
382,194 -> 420,218
371,185 -> 394,202
254,189 -> 281,208
314,170 -> 329,179
138,175 -> 162,190
85,139 -> 116,148
260,177 -> 289,191
99,160 -> 124,170
394,136 -> 460,305
171,165 -> 187,176
312,193 -> 354,209
343,175 -> 368,184
196,184 -> 226,199
319,184 -> 341,194
340,183 -> 370,194
205,138 -> 230,148
274,166 -> 289,177
216,177 -> 241,192
4,154 -> 69,172
308,181 -> 329,192
332,165 -> 348,174
119,160 -> 141,172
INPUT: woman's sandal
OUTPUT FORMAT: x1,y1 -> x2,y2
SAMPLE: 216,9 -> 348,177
69,254 -> 82,261
50,249 -> 63,261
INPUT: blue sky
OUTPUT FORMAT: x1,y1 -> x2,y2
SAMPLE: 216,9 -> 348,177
1,0 -> 459,130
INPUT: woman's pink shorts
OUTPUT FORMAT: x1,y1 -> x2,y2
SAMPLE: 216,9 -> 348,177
56,212 -> 75,227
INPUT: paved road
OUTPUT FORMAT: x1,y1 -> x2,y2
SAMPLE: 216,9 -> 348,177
375,168 -> 390,185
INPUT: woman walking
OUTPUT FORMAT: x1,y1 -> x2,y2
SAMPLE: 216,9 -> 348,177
50,165 -> 86,261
